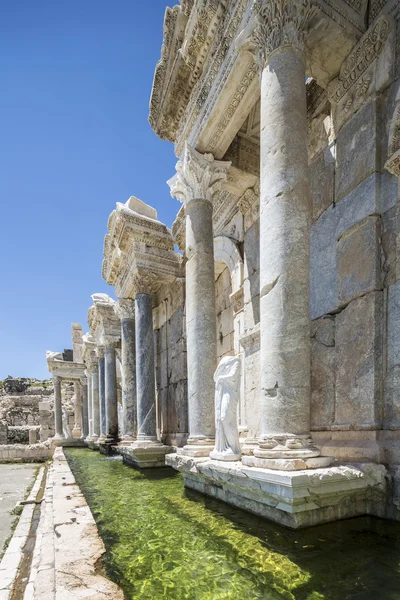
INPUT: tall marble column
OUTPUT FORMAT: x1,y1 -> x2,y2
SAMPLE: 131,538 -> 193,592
116,298 -> 137,443
81,377 -> 89,437
91,361 -> 100,441
133,273 -> 158,443
86,369 -> 93,440
72,380 -> 83,438
97,347 -> 107,442
168,144 -> 230,456
241,1 -> 328,469
53,376 -> 64,440
104,338 -> 119,444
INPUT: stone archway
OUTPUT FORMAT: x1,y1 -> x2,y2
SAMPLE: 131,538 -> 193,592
385,86 -> 400,176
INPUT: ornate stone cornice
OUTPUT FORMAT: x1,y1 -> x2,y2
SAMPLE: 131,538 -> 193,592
133,269 -> 158,296
168,143 -> 231,205
115,298 -> 135,321
249,0 -> 318,70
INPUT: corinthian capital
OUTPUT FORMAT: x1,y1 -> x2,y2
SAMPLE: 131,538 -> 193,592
167,143 -> 231,205
115,298 -> 135,321
133,269 -> 158,296
244,0 -> 317,71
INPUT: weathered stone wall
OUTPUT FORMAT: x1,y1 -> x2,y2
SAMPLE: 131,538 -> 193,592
154,280 -> 188,447
308,51 -> 400,463
215,265 -> 234,361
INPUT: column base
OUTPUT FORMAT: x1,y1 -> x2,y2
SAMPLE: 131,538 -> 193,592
72,428 -> 82,439
117,441 -> 173,468
118,436 -> 136,447
242,454 -> 332,471
180,437 -> 215,457
166,454 -> 388,529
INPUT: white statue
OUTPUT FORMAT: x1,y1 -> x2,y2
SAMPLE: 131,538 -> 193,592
210,356 -> 241,461
62,408 -> 72,439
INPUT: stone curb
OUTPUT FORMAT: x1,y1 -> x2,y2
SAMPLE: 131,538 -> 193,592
0,466 -> 46,599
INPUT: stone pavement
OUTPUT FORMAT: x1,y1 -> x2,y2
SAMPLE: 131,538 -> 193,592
0,464 -> 38,554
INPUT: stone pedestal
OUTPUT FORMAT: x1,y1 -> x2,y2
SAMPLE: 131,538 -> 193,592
104,340 -> 119,444
53,377 -> 64,441
168,144 -> 230,457
117,299 -> 137,445
167,453 -> 387,528
72,381 -> 83,439
97,350 -> 107,443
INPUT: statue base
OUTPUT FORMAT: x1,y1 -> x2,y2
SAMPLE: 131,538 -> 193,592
165,453 -> 388,529
116,441 -> 173,468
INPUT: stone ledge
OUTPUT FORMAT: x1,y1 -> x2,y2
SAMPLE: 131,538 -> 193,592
166,453 -> 388,528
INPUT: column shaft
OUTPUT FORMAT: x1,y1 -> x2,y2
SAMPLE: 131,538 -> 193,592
87,374 -> 93,439
81,382 -> 89,437
135,293 -> 157,441
105,344 -> 118,443
121,316 -> 137,440
53,377 -> 64,439
72,381 -> 83,438
185,198 -> 217,449
91,367 -> 100,439
98,356 -> 106,440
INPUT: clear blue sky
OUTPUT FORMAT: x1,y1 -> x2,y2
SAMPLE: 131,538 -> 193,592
0,0 -> 179,379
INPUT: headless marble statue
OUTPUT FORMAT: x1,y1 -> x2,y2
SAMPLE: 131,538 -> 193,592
62,408 -> 72,440
210,356 -> 241,461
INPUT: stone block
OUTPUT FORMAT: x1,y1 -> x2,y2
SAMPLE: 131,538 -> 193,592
384,281 -> 400,428
311,317 -> 336,430
310,205 -> 337,319
335,291 -> 383,429
382,202 -> 400,286
310,145 -> 335,221
337,216 -> 382,306
335,100 -> 379,202
243,219 -> 259,281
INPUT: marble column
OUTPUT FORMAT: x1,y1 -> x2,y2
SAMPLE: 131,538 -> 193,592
97,347 -> 107,442
241,1 -> 328,469
168,143 -> 230,456
53,376 -> 64,440
133,275 -> 158,443
81,377 -> 89,437
91,362 -> 100,441
86,370 -> 93,440
116,298 -> 137,443
104,338 -> 119,444
72,380 -> 83,438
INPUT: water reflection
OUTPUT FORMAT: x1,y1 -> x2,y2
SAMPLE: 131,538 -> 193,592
65,449 -> 400,600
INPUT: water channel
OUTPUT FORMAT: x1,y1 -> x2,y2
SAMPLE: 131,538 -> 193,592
65,448 -> 400,600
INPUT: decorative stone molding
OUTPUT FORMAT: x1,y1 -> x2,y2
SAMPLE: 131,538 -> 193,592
79,377 -> 87,386
238,185 -> 258,214
168,143 -> 231,205
328,14 -> 391,105
369,0 -> 388,22
172,206 -> 186,252
242,0 -> 318,71
132,270 -> 158,296
103,196 -> 181,299
115,298 -> 135,321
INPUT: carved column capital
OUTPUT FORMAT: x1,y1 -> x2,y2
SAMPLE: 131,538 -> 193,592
95,346 -> 105,359
247,0 -> 317,71
132,269 -> 158,296
115,298 -> 135,320
168,143 -> 231,205
102,336 -> 120,349
80,377 -> 87,386
53,376 -> 61,386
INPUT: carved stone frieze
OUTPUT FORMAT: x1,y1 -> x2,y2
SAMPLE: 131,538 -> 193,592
115,298 -> 135,321
168,143 -> 231,205
172,205 -> 186,252
369,0 -> 388,22
132,269 -> 158,296
238,185 -> 259,215
385,94 -> 400,176
328,14 -> 391,104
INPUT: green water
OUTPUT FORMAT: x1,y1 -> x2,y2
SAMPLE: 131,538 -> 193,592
65,449 -> 400,600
